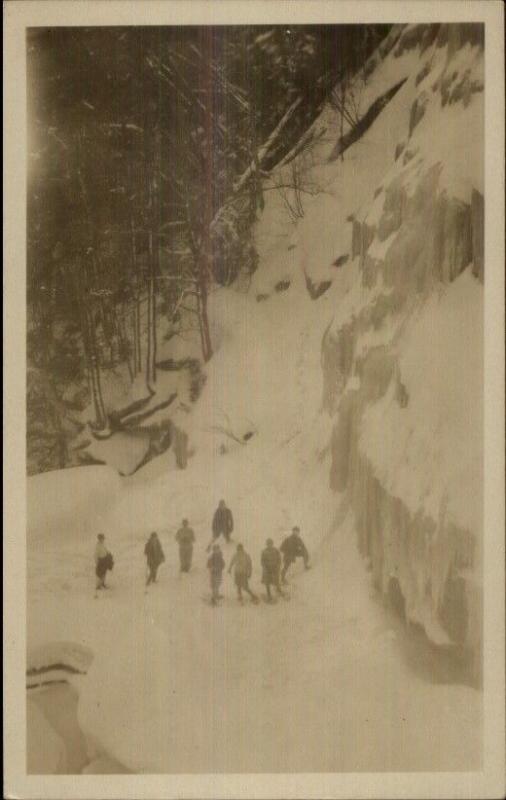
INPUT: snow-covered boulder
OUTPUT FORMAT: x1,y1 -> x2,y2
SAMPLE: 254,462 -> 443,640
27,641 -> 94,687
84,430 -> 152,476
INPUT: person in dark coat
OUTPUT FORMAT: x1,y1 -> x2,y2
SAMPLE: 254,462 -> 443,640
207,499 -> 234,551
176,519 -> 195,573
228,543 -> 258,603
280,526 -> 310,583
94,533 -> 112,591
207,544 -> 225,605
261,539 -> 285,601
144,532 -> 165,586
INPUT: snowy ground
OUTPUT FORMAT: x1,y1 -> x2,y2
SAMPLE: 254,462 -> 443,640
27,492 -> 481,773
27,290 -> 482,772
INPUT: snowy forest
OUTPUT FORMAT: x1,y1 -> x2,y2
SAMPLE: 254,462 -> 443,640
26,22 -> 485,776
27,24 -> 387,473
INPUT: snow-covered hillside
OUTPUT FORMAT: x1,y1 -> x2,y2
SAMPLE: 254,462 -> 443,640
27,23 -> 484,773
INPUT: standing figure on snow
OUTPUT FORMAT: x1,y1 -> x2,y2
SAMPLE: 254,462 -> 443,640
261,538 -> 285,602
176,518 -> 195,573
228,543 -> 258,604
207,499 -> 234,551
280,526 -> 310,583
144,532 -> 165,586
94,533 -> 113,591
207,544 -> 225,605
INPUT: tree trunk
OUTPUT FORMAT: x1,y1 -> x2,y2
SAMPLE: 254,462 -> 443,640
149,177 -> 158,386
75,135 -> 110,354
118,308 -> 133,381
146,183 -> 157,390
136,296 -> 142,375
195,268 -> 212,363
131,307 -> 137,375
201,295 -> 212,362
130,217 -> 143,376
200,28 -> 214,361
340,82 -> 346,162
72,263 -> 107,431
85,304 -> 108,430
35,300 -> 70,469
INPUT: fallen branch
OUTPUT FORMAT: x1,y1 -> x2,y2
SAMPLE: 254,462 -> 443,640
120,392 -> 178,428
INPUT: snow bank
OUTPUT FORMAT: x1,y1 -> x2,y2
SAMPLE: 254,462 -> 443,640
27,698 -> 67,774
27,641 -> 94,689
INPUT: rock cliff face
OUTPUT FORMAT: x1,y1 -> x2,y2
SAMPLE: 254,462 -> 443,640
321,23 -> 484,678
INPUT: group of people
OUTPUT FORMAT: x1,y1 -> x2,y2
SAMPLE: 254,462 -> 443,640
93,499 -> 310,605
207,527 -> 310,605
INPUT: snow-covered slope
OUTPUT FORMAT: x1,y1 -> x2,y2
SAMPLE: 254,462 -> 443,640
27,23 -> 484,773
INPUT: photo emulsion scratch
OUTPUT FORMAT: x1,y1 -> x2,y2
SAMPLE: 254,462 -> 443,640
24,18 -> 487,780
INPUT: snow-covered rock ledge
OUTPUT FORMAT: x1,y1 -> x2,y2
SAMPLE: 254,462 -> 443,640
321,21 -> 484,678
325,272 -> 483,681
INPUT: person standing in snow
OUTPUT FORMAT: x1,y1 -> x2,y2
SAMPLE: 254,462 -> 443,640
94,533 -> 112,591
207,544 -> 225,605
261,538 -> 285,602
176,518 -> 195,573
207,499 -> 234,551
144,532 -> 165,586
228,543 -> 258,604
280,526 -> 310,583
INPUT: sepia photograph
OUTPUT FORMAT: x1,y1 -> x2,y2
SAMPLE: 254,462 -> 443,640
3,1 -> 505,798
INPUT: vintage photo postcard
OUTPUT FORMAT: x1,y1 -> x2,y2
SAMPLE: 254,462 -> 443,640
3,1 -> 505,798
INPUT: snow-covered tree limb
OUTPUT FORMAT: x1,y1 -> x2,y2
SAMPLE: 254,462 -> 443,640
230,98 -> 302,197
